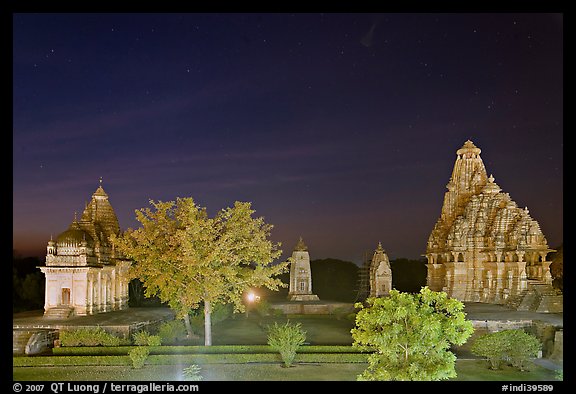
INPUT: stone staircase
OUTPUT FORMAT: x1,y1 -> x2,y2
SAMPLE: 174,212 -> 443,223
13,329 -> 59,355
43,306 -> 74,319
13,330 -> 35,355
506,282 -> 563,313
505,289 -> 529,310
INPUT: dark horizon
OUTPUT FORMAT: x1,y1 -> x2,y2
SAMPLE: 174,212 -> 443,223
13,13 -> 563,265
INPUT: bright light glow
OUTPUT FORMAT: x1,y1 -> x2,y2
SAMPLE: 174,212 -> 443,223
247,292 -> 256,303
246,292 -> 260,303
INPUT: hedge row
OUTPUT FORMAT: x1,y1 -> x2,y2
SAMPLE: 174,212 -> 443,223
146,353 -> 368,364
14,352 -> 368,367
53,345 -> 366,356
13,355 -> 131,367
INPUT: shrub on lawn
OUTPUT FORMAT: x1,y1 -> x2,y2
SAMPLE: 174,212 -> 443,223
129,347 -> 149,369
133,331 -> 162,346
182,364 -> 203,381
471,329 -> 541,371
267,321 -> 307,367
147,335 -> 162,347
471,331 -> 508,370
555,369 -> 563,381
60,327 -> 121,347
506,330 -> 541,371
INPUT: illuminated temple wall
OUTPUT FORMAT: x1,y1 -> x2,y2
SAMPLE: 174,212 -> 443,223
369,242 -> 392,297
425,140 -> 554,304
288,237 -> 319,301
40,183 -> 131,316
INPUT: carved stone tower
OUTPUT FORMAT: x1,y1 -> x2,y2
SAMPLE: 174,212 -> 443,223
39,180 -> 131,317
425,140 -> 555,305
369,242 -> 392,297
288,237 -> 319,301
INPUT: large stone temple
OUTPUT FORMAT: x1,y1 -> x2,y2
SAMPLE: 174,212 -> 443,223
287,237 -> 319,301
425,140 -> 557,306
40,181 -> 131,318
369,242 -> 392,297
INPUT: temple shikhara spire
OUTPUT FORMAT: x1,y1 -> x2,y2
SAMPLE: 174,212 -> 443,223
425,140 -> 559,308
40,181 -> 131,317
369,242 -> 392,297
287,237 -> 319,301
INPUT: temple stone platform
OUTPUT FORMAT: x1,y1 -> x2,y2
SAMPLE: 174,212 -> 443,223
270,300 -> 355,315
456,302 -> 563,362
13,307 -> 175,355
463,302 -> 563,328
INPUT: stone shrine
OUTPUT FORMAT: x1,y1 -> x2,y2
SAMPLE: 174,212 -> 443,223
369,242 -> 392,297
287,237 -> 319,301
425,140 -> 555,305
40,181 -> 131,317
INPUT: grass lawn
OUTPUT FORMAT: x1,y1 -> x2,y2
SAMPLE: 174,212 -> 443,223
188,313 -> 356,345
13,360 -> 559,381
453,360 -> 558,381
13,312 -> 561,382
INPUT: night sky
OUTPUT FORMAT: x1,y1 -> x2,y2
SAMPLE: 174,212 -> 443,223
12,13 -> 563,265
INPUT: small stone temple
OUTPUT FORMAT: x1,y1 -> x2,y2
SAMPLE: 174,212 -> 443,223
287,237 -> 319,301
425,140 -> 556,305
369,242 -> 392,297
40,181 -> 131,318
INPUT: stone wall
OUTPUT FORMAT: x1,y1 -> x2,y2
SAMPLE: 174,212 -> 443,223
549,330 -> 563,364
271,302 -> 355,315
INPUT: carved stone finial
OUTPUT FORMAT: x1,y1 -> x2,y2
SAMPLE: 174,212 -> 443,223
294,236 -> 308,251
456,139 -> 481,156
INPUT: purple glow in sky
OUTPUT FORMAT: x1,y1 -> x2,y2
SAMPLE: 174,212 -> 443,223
13,13 -> 563,264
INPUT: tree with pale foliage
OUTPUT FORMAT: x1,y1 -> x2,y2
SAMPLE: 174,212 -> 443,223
351,287 -> 474,381
111,198 -> 289,346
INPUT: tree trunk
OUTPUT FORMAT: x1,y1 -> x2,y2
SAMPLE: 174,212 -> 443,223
183,313 -> 194,339
204,300 -> 212,346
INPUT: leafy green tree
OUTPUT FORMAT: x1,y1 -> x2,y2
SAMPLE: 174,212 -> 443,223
351,287 -> 474,381
111,197 -> 288,345
267,321 -> 307,367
